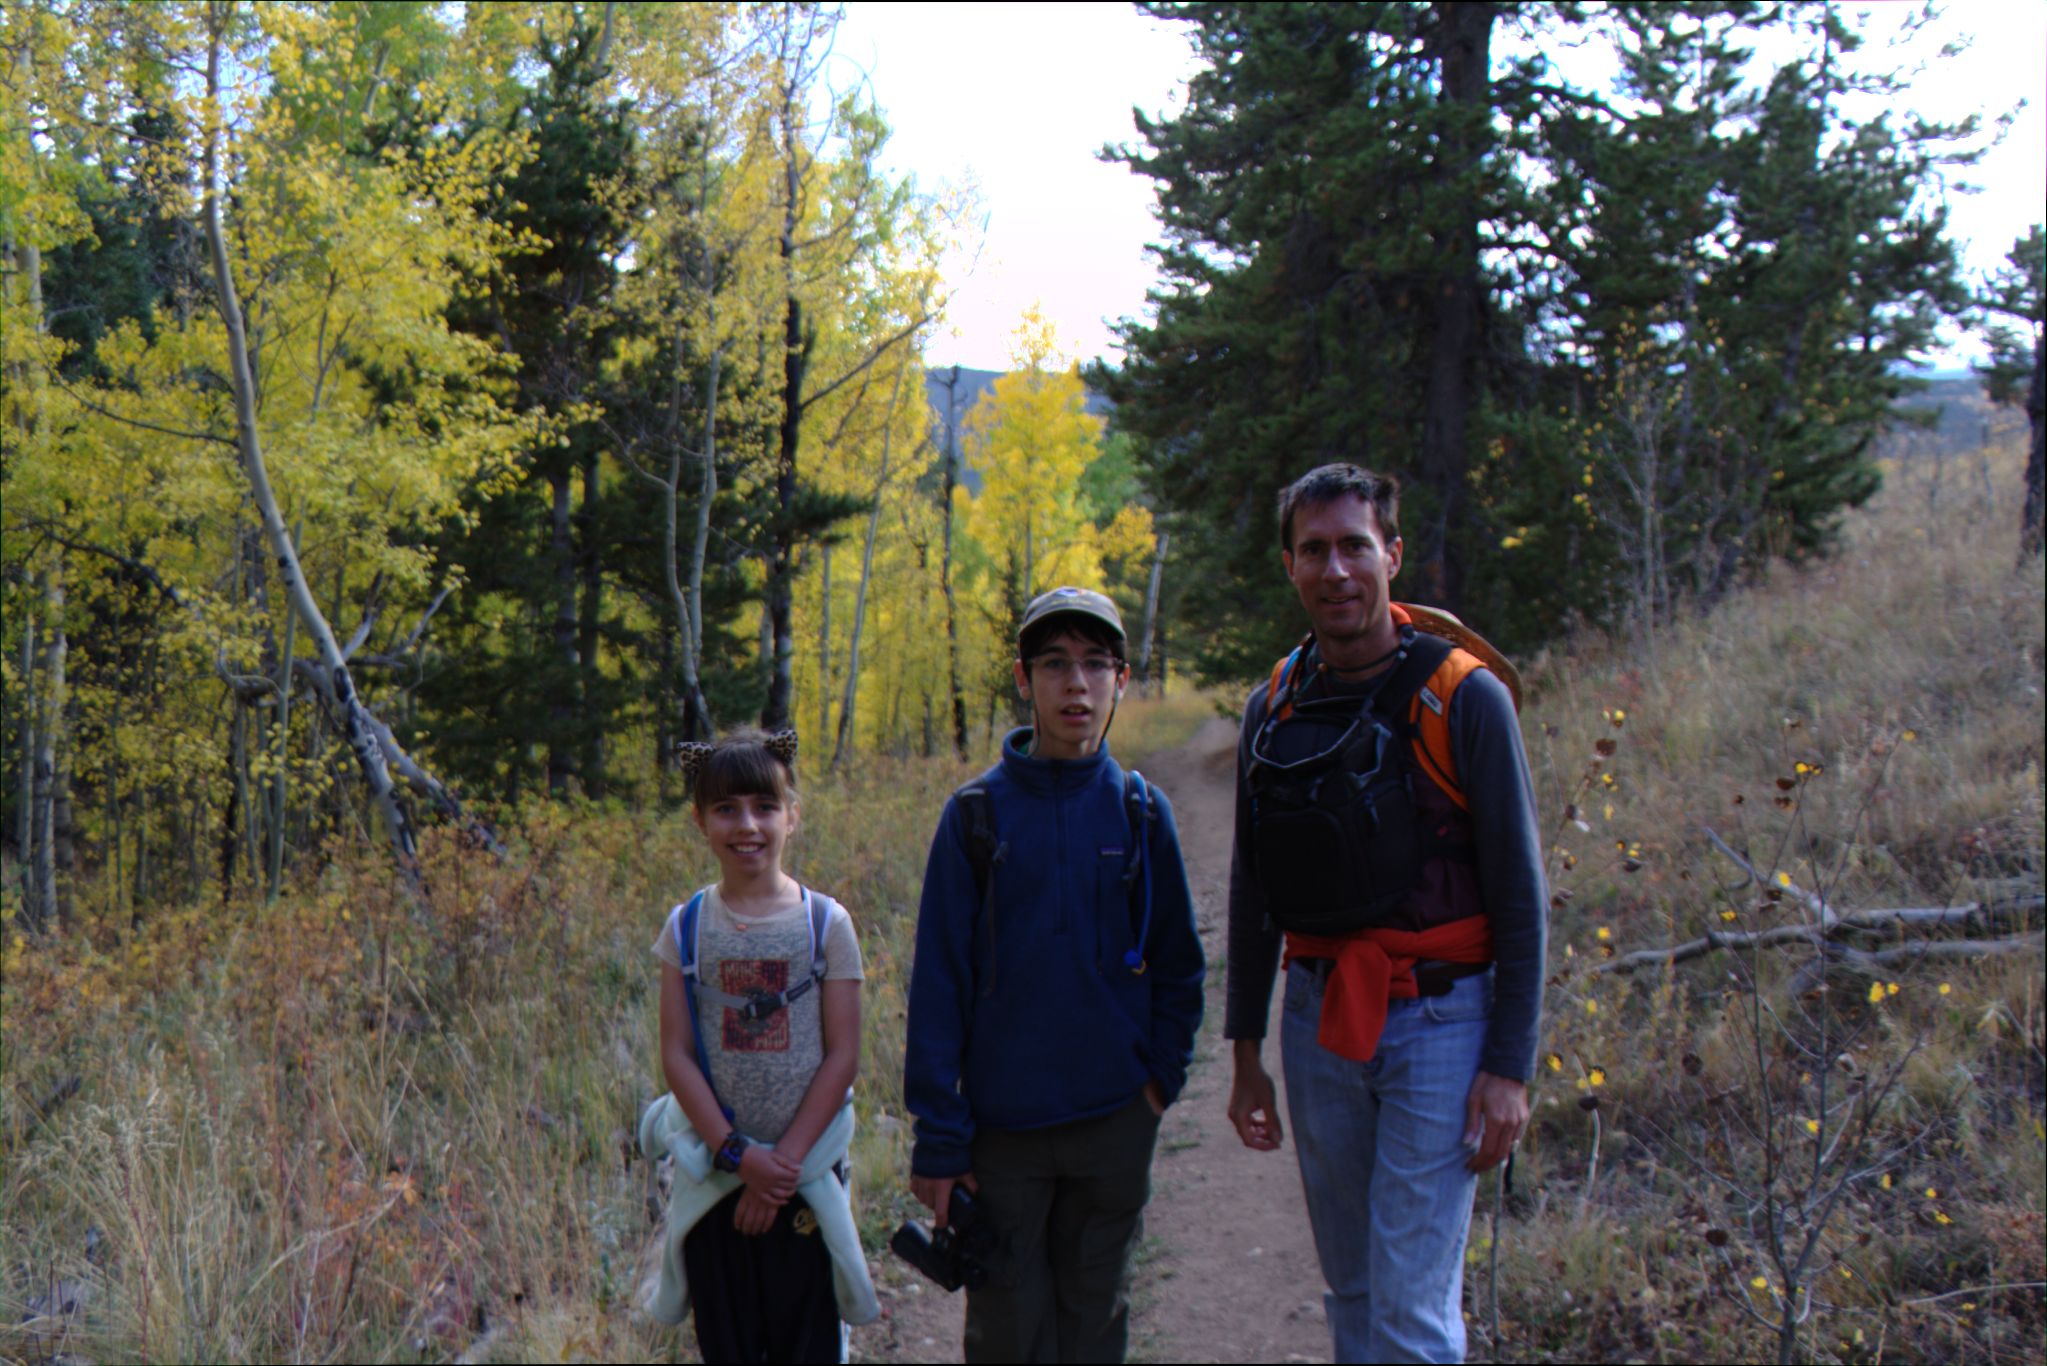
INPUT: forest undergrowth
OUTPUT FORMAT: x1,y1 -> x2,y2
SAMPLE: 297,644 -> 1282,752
3,451 -> 2041,1364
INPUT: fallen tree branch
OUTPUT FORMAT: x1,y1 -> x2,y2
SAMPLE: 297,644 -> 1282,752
1598,922 -> 1824,974
1836,897 -> 2043,932
1832,932 -> 2045,974
1598,901 -> 2043,976
1786,932 -> 2047,998
358,699 -> 506,858
286,658 -> 506,859
1899,1281 -> 2047,1307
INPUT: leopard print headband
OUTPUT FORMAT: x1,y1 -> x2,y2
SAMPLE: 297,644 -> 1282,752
675,729 -> 799,781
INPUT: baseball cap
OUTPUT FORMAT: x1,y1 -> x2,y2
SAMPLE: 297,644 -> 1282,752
1017,586 -> 1126,645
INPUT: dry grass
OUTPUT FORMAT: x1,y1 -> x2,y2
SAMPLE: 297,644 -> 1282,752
0,766 -> 978,1363
1105,686 -> 1227,770
1498,438 -> 2044,1363
3,443 -> 2039,1364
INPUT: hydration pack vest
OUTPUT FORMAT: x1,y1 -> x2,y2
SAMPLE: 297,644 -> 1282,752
1248,606 -> 1511,937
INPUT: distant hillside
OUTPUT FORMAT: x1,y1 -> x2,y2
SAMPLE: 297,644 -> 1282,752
1872,373 -> 2028,462
926,364 -> 2011,472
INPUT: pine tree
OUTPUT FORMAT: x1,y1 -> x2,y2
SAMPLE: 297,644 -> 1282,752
1105,2 -> 1978,678
1098,2 -> 1526,679
1976,225 -> 2044,556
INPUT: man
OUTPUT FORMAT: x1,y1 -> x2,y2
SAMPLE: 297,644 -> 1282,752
1225,465 -> 1546,1363
906,587 -> 1205,1363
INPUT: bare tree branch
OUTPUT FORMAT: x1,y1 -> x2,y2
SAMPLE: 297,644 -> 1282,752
393,585 -> 453,658
48,370 -> 239,447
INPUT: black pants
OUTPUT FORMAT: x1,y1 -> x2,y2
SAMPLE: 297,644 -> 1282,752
964,1094 -> 1163,1364
682,1183 -> 843,1364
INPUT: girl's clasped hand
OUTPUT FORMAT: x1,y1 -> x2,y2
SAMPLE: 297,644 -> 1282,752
732,1144 -> 801,1234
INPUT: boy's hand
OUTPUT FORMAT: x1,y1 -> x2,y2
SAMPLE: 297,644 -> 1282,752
738,1144 -> 799,1204
1228,1040 -> 1284,1151
911,1172 -> 978,1229
732,1186 -> 781,1236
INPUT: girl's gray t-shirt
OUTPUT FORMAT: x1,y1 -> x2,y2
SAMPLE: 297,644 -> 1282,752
651,885 -> 863,1143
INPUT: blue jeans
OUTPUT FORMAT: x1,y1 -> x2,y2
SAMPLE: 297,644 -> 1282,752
1280,959 -> 1490,1364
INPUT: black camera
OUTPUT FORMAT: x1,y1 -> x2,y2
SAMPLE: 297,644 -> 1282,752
890,1187 -> 994,1292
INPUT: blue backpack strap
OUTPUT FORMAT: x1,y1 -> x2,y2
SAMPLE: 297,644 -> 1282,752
803,887 -> 858,1110
1122,770 -> 1155,974
805,885 -> 829,985
674,890 -> 733,1123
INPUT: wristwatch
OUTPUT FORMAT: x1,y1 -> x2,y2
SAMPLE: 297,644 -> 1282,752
713,1129 -> 751,1174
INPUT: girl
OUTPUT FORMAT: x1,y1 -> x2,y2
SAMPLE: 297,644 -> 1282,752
642,728 -> 876,1362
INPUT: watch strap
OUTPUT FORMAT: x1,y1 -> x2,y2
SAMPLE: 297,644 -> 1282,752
713,1129 -> 750,1174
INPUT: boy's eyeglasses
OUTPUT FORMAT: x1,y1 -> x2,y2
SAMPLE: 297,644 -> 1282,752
1029,654 -> 1121,680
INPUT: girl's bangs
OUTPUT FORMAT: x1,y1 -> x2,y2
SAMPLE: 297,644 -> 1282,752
692,742 -> 793,808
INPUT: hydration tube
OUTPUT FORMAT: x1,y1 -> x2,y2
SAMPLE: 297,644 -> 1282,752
1124,774 -> 1153,973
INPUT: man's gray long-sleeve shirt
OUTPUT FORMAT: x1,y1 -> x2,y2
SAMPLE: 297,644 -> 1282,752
1223,636 -> 1548,1081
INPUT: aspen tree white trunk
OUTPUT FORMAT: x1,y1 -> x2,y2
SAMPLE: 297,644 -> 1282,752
203,12 -> 418,875
687,346 -> 718,722
684,342 -> 719,737
1137,532 -> 1168,698
940,367 -> 967,758
817,542 -> 832,746
268,554 -> 295,899
16,615 -> 37,930
656,264 -> 717,741
32,568 -> 64,925
833,364 -> 910,770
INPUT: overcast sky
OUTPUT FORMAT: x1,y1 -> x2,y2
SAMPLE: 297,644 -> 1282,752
828,2 -> 2046,373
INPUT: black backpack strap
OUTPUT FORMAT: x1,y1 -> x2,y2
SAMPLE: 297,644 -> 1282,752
1121,768 -> 1155,893
1368,632 -> 1456,727
954,780 -> 1006,998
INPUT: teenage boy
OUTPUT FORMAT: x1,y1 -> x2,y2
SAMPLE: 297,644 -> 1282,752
905,586 -> 1205,1364
1225,465 -> 1547,1364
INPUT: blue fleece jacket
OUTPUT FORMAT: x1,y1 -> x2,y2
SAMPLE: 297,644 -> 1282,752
905,728 -> 1205,1178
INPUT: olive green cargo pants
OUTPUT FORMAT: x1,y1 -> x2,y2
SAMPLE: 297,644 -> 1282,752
963,1093 -> 1162,1364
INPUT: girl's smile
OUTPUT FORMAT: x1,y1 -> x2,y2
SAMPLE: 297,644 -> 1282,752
695,792 -> 798,891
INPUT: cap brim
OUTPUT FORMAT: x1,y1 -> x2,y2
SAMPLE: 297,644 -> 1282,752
1018,602 -> 1126,643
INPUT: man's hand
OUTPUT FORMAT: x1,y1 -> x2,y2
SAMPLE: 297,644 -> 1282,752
1143,1079 -> 1167,1117
910,1172 -> 978,1229
1463,1071 -> 1528,1172
737,1143 -> 799,1204
732,1185 -> 781,1236
1228,1040 -> 1284,1151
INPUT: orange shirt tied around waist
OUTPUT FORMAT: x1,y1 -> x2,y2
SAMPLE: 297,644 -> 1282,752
1283,915 -> 1494,1063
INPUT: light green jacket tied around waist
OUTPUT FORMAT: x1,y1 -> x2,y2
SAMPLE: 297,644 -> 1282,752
636,1093 -> 880,1327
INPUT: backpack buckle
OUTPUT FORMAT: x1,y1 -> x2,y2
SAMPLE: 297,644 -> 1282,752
738,991 -> 784,1022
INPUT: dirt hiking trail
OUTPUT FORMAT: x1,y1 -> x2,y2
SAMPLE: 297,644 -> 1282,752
859,717 -> 1331,1364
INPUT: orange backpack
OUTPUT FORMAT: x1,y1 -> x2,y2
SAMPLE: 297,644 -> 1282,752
1264,603 -> 1521,813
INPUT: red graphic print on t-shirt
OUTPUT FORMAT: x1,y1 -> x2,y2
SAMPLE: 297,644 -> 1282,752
719,959 -> 791,1051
